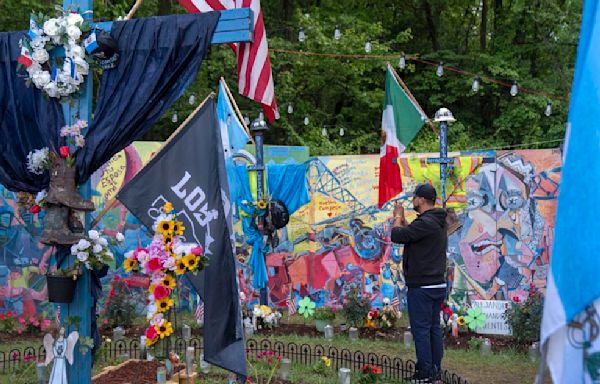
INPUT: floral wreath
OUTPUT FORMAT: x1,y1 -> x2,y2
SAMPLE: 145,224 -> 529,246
17,7 -> 92,99
122,202 -> 208,346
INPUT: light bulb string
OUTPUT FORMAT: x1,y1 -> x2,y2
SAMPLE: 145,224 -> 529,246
269,48 -> 567,102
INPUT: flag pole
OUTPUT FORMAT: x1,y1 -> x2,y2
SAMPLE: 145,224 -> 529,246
90,93 -> 215,228
220,77 -> 255,144
386,62 -> 438,134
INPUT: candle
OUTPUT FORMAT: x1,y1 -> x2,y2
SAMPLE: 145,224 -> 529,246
279,358 -> 291,380
36,362 -> 45,384
338,367 -> 351,384
528,342 -> 540,362
186,346 -> 194,376
182,324 -> 191,340
324,325 -> 334,340
349,327 -> 358,341
403,331 -> 413,349
480,338 -> 492,355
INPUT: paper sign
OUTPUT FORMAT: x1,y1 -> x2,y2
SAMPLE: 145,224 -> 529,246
471,300 -> 513,336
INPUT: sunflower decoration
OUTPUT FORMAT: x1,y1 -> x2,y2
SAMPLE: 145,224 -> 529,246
163,202 -> 173,214
457,316 -> 466,326
160,274 -> 177,290
183,254 -> 200,271
155,321 -> 174,339
157,220 -> 175,236
163,235 -> 174,247
156,298 -> 174,313
257,199 -> 268,210
172,221 -> 185,236
123,258 -> 138,273
175,259 -> 187,275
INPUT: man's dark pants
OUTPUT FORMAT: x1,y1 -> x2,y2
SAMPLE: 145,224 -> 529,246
407,286 -> 446,379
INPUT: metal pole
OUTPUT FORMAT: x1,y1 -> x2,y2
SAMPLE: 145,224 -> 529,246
250,119 -> 268,305
439,121 -> 448,208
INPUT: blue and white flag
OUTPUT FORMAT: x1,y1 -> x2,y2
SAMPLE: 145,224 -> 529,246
218,79 -> 250,160
541,1 -> 600,382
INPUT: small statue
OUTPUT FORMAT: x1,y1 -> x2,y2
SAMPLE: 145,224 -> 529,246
43,327 -> 79,384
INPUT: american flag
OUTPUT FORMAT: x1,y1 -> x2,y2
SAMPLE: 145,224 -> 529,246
195,299 -> 205,323
391,295 -> 401,311
179,0 -> 278,122
287,293 -> 297,316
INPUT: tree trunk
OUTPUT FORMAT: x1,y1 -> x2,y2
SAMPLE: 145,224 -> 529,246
422,1 -> 440,51
480,0 -> 488,50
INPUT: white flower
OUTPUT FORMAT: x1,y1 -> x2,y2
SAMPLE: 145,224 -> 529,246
35,190 -> 47,204
43,19 -> 61,36
30,36 -> 48,50
26,147 -> 49,175
150,313 -> 164,326
76,251 -> 89,262
74,57 -> 89,76
253,307 -> 262,317
66,25 -> 81,40
77,238 -> 91,250
66,13 -> 84,26
116,232 -> 125,242
383,297 -> 391,305
26,62 -> 42,76
69,45 -> 85,59
74,135 -> 85,148
88,230 -> 99,240
98,237 -> 108,246
32,71 -> 51,88
163,258 -> 175,270
43,82 -> 60,98
92,244 -> 102,254
84,261 -> 91,270
147,302 -> 157,319
71,244 -> 79,255
32,49 -> 49,64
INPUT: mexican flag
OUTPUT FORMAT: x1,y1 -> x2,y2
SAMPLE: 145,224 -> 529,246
378,64 -> 427,208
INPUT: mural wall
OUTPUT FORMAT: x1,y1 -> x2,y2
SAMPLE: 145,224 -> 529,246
0,146 -> 561,317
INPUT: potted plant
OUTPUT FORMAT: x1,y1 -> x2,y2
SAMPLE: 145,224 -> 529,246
46,266 -> 81,303
314,307 -> 335,332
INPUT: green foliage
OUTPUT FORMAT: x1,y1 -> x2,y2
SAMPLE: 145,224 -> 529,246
467,336 -> 484,351
504,288 -> 544,345
102,277 -> 137,328
313,307 -> 336,321
0,311 -> 18,334
342,286 -> 370,328
0,0 -> 581,154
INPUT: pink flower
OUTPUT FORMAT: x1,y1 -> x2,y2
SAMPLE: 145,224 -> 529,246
59,146 -> 70,158
256,354 -> 262,360
267,358 -> 272,363
17,329 -> 23,335
18,317 -> 26,325
24,355 -> 32,363
12,352 -> 19,360
147,258 -> 163,273
103,319 -> 109,325
512,296 -> 520,303
153,284 -> 170,301
0,314 -> 5,321
32,320 -> 40,327
191,246 -> 203,256
145,325 -> 158,341
29,205 -> 41,214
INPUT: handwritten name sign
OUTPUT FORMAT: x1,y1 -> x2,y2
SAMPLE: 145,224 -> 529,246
471,300 -> 512,336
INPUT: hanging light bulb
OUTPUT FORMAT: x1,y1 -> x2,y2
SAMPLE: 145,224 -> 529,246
298,27 -> 306,42
259,111 -> 265,122
399,54 -> 406,70
510,81 -> 519,96
244,116 -> 250,125
304,115 -> 310,125
472,77 -> 480,92
188,94 -> 196,105
436,62 -> 444,77
321,127 -> 327,136
364,39 -> 372,53
275,109 -> 281,120
171,112 -> 178,123
339,127 -> 345,136
334,25 -> 342,40
545,102 -> 553,117
287,103 -> 294,114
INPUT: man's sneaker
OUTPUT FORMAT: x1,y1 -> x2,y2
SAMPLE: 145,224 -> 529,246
407,374 -> 432,383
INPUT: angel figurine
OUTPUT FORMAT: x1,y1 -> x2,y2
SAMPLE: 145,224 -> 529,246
43,327 -> 79,384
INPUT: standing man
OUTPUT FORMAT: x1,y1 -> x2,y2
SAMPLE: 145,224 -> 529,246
391,183 -> 448,383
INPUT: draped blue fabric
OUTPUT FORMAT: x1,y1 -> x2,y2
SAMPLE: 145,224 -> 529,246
0,13 -> 219,192
75,12 -> 220,183
267,163 -> 310,215
0,31 -> 65,193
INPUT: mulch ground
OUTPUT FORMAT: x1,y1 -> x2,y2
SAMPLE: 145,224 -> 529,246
92,360 -> 184,384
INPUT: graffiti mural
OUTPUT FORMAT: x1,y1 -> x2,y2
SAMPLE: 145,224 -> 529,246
1,146 -> 560,317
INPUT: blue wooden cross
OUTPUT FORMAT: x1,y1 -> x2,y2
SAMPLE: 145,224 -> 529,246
427,120 -> 452,208
59,2 -> 254,382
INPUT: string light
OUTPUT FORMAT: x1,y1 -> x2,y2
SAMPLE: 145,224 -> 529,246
274,109 -> 280,120
188,94 -> 196,105
399,54 -> 406,70
304,115 -> 310,125
339,127 -> 345,136
510,81 -> 519,96
436,62 -> 444,77
321,127 -> 327,136
545,102 -> 553,117
298,27 -> 306,42
364,40 -> 372,53
171,113 -> 178,123
334,25 -> 341,40
287,103 -> 294,114
472,77 -> 480,93
244,116 -> 250,125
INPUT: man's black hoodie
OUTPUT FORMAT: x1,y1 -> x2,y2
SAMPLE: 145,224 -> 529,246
391,208 -> 448,287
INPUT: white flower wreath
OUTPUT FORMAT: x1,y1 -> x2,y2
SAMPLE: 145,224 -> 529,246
18,8 -> 91,99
